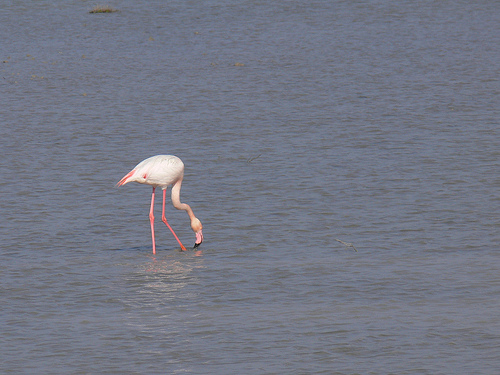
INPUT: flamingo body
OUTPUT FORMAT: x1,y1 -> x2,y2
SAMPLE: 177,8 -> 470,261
117,155 -> 203,253
118,155 -> 184,189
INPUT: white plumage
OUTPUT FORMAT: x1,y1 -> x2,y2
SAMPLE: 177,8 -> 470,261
120,155 -> 184,189
117,155 -> 203,254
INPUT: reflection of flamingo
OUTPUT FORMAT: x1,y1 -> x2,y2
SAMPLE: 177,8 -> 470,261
117,155 -> 203,254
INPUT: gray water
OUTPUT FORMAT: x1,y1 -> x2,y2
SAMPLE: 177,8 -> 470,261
1,0 -> 499,373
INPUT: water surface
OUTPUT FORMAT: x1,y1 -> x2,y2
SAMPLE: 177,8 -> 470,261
1,1 -> 499,373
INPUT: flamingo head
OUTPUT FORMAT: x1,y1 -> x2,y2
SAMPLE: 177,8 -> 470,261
191,217 -> 203,248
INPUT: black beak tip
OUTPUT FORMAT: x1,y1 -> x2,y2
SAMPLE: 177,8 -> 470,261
193,242 -> 201,249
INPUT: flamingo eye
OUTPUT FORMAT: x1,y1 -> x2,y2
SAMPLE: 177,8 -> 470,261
142,174 -> 147,179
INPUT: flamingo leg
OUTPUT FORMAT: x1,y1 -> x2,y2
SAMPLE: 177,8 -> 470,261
149,187 -> 156,254
161,188 -> 187,251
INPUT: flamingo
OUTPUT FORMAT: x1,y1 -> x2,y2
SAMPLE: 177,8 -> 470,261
117,155 -> 203,254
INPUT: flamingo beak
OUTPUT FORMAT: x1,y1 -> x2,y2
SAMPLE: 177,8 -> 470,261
194,229 -> 203,248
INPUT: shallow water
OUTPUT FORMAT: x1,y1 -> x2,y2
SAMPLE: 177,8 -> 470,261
1,0 -> 499,373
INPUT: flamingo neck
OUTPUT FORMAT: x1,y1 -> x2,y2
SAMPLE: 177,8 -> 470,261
171,179 -> 196,222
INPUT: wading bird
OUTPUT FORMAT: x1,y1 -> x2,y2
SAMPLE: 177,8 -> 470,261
117,155 -> 203,254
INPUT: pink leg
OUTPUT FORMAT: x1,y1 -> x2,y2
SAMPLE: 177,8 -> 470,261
161,189 -> 187,251
149,187 -> 156,254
